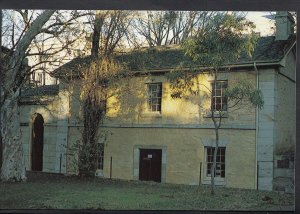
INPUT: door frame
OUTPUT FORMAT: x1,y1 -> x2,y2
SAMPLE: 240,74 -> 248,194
133,145 -> 167,183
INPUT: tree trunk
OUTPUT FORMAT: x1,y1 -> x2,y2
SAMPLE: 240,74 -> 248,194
91,11 -> 105,57
0,9 -> 3,174
0,10 -> 55,182
210,71 -> 219,195
211,124 -> 219,195
0,90 -> 26,181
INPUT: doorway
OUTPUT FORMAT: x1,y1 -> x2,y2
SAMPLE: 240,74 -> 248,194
31,113 -> 44,171
139,149 -> 162,182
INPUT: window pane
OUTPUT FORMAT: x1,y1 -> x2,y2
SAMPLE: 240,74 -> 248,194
221,164 -> 225,177
207,163 -> 212,175
206,147 -> 226,177
216,89 -> 221,96
211,81 -> 228,111
147,83 -> 162,112
157,104 -> 161,111
207,147 -> 212,156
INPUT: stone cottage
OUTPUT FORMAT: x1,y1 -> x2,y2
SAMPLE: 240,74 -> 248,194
18,12 -> 296,192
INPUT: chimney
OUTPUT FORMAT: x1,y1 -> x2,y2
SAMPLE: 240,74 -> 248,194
275,11 -> 295,40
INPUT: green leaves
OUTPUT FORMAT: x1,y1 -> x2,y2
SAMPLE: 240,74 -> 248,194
225,79 -> 264,109
166,65 -> 198,99
182,13 -> 258,69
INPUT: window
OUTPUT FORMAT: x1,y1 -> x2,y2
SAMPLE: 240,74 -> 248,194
206,147 -> 226,178
96,143 -> 104,170
277,159 -> 290,168
37,73 -> 45,86
211,81 -> 228,111
147,83 -> 162,112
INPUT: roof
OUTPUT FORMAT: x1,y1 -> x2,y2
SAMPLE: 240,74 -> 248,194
20,85 -> 59,97
52,35 -> 296,78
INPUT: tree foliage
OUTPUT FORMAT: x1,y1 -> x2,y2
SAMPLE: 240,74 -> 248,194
74,10 -> 134,175
182,13 -> 258,68
77,56 -> 131,175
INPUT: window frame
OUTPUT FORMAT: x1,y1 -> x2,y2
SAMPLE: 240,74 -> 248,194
211,80 -> 228,112
205,146 -> 226,178
96,143 -> 104,170
146,82 -> 163,113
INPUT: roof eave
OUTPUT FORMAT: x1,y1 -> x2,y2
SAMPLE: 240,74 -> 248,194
56,59 -> 283,79
132,60 -> 283,74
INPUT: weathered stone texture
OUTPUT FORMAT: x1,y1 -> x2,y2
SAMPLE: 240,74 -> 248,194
100,128 -> 256,189
257,69 -> 277,191
101,72 -> 256,127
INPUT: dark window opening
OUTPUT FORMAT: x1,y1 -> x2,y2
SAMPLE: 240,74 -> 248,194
206,147 -> 226,178
277,159 -> 290,168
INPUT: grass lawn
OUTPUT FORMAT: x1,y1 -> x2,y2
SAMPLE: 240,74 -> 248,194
0,174 -> 294,211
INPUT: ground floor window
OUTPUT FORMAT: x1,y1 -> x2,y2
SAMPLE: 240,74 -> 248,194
206,147 -> 226,178
277,159 -> 290,168
96,143 -> 104,170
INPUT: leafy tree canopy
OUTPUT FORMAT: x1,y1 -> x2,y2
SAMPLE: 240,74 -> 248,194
182,13 -> 258,69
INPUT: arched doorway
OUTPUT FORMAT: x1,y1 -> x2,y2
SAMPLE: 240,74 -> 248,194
31,113 -> 44,171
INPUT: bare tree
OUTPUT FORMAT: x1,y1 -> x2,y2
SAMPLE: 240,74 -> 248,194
0,9 -> 95,181
88,10 -> 134,56
2,10 -> 93,87
133,11 -> 218,47
0,10 -> 55,181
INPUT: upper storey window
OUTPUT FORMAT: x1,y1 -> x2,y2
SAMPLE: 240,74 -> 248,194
147,83 -> 162,113
211,80 -> 228,111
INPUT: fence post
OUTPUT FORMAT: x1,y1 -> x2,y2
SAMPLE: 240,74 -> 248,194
59,153 -> 62,174
199,162 -> 202,186
257,163 -> 259,190
110,156 -> 112,179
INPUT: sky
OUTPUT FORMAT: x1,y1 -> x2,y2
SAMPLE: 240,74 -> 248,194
246,12 -> 275,36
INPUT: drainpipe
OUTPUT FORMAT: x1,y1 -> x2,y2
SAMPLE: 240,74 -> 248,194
254,62 -> 259,190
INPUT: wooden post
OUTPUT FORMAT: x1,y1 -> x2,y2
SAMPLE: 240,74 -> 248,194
199,162 -> 202,186
257,163 -> 259,190
0,10 -> 2,174
110,156 -> 112,179
59,154 -> 62,174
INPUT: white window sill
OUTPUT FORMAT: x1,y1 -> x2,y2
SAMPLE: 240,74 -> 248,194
141,112 -> 162,118
202,177 -> 226,186
204,112 -> 228,118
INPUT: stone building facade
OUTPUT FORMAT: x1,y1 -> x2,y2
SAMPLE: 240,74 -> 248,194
18,12 -> 296,192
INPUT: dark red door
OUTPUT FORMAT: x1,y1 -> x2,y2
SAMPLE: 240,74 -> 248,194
31,114 -> 44,171
139,149 -> 162,182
